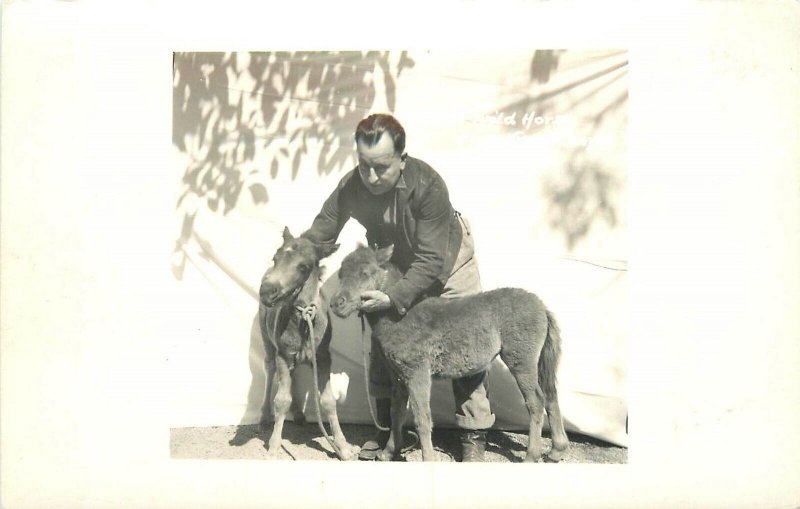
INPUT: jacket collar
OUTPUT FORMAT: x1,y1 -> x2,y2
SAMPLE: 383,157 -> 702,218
395,156 -> 420,195
394,157 -> 418,216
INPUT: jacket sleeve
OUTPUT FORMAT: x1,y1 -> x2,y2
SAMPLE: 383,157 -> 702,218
384,173 -> 452,314
301,172 -> 353,244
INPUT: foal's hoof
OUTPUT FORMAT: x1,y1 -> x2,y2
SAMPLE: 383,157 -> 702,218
546,447 -> 566,462
523,453 -> 543,463
337,443 -> 361,461
376,448 -> 396,462
264,448 -> 281,460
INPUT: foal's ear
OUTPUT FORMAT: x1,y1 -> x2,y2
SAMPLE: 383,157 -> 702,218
282,227 -> 294,243
374,244 -> 394,266
314,241 -> 340,259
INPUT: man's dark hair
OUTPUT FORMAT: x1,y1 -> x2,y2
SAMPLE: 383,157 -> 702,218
355,113 -> 406,155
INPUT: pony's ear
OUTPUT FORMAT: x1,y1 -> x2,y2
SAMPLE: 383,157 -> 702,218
282,227 -> 294,243
315,241 -> 340,259
374,244 -> 394,266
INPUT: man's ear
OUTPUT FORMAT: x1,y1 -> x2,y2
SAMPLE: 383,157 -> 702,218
374,244 -> 394,266
282,227 -> 294,243
315,241 -> 340,259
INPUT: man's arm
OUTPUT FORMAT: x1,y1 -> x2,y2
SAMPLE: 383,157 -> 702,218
383,174 -> 452,315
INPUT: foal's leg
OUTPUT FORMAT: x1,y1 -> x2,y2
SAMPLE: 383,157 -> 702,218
518,373 -> 546,462
258,306 -> 276,426
517,373 -> 546,462
544,389 -> 569,461
315,350 -> 359,460
377,382 -> 409,461
265,355 -> 293,459
406,369 -> 435,461
503,352 -> 546,462
260,340 -> 277,426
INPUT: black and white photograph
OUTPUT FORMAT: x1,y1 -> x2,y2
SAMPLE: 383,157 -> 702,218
168,50 -> 629,464
2,2 -> 799,508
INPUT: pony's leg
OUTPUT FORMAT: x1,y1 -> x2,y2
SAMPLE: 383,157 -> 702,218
539,309 -> 569,461
520,375 -> 546,462
406,369 -> 435,461
503,354 -> 546,462
265,355 -> 293,459
378,382 -> 409,461
315,352 -> 359,460
258,306 -> 276,426
544,390 -> 569,461
318,381 -> 359,460
260,341 -> 277,426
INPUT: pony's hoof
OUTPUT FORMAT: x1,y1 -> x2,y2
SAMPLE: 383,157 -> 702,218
337,444 -> 360,461
523,453 -> 543,463
265,449 -> 281,460
546,447 -> 566,462
376,449 -> 396,461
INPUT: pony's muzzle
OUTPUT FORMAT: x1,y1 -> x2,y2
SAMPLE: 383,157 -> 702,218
259,281 -> 280,307
330,293 -> 353,318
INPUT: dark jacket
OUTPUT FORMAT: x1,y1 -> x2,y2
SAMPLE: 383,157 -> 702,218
303,156 -> 463,315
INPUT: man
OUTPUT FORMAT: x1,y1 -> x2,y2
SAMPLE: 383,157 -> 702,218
302,113 -> 494,461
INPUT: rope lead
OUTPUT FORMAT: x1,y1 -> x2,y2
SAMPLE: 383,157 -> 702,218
297,304 -> 345,459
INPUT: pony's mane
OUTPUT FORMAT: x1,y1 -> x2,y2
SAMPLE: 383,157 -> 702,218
341,243 -> 379,268
340,244 -> 403,287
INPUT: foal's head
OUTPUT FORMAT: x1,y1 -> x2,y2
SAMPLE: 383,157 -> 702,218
259,227 -> 339,308
330,244 -> 394,318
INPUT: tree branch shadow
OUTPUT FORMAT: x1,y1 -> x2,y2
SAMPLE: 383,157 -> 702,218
171,51 -> 415,281
509,50 -> 629,252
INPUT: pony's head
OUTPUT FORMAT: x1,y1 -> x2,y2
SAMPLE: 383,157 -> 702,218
259,227 -> 339,307
330,244 -> 394,318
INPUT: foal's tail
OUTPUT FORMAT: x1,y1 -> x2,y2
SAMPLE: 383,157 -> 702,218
538,309 -> 562,401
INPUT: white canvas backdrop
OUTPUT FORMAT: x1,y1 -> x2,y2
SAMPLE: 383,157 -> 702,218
169,50 -> 628,446
5,3 -> 800,508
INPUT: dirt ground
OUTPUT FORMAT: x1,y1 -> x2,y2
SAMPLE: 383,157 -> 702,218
171,422 -> 627,463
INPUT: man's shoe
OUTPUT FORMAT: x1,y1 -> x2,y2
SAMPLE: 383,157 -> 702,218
359,398 -> 392,460
460,430 -> 486,462
358,430 -> 390,460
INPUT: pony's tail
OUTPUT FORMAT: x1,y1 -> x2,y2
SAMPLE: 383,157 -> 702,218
538,309 -> 562,401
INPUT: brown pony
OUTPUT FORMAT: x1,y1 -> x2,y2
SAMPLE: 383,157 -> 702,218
258,228 -> 359,460
330,244 -> 569,462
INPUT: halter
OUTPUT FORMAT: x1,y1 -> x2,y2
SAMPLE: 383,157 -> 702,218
265,282 -> 347,459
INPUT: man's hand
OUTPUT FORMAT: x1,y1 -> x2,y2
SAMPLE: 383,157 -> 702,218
359,290 -> 392,313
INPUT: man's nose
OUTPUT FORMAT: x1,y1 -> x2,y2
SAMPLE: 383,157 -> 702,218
367,167 -> 379,184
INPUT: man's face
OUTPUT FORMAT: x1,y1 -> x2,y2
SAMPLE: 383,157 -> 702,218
356,131 -> 404,195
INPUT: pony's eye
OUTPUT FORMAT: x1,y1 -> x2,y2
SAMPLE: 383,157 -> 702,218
361,269 -> 371,278
300,264 -> 311,273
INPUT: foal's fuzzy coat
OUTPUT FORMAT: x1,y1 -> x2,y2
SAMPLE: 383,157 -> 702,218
331,245 -> 569,462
